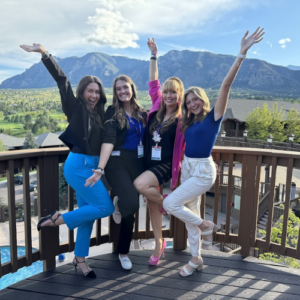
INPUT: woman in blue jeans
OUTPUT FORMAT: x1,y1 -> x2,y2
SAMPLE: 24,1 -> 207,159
20,43 -> 114,278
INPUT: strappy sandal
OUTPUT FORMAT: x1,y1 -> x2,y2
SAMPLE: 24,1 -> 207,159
37,210 -> 61,231
73,256 -> 97,278
201,221 -> 219,250
179,259 -> 203,277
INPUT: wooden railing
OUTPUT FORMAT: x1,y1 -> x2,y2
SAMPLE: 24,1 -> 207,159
0,148 -> 187,278
210,146 -> 300,257
257,191 -> 270,221
215,137 -> 300,152
1,146 -> 300,278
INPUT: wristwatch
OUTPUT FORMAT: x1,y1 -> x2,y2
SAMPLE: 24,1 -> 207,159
95,167 -> 105,175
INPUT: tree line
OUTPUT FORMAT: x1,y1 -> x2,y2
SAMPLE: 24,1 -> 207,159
246,103 -> 300,143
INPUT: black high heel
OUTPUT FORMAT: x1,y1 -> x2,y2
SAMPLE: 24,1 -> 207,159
72,256 -> 97,278
37,210 -> 61,231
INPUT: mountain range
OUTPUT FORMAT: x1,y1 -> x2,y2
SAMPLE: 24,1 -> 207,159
1,51 -> 300,96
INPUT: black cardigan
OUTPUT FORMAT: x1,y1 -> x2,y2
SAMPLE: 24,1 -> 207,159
103,105 -> 147,150
42,55 -> 105,155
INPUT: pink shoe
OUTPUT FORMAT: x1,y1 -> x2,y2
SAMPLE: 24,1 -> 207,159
160,194 -> 169,215
149,239 -> 167,265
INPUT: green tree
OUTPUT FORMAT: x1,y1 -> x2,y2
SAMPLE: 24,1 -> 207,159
0,140 -> 7,151
25,114 -> 32,123
269,103 -> 285,142
286,108 -> 300,143
246,103 -> 272,140
23,131 -> 39,149
259,207 -> 300,268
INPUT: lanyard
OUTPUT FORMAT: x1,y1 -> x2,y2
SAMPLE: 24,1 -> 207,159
126,114 -> 142,144
156,121 -> 166,134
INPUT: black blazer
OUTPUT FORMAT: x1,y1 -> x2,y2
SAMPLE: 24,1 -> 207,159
103,105 -> 147,150
42,55 -> 105,155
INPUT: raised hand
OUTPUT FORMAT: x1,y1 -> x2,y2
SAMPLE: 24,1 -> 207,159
147,38 -> 158,54
20,43 -> 47,55
240,27 -> 264,55
84,170 -> 102,187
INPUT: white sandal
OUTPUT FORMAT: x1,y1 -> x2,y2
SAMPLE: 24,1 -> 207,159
201,221 -> 219,250
179,260 -> 203,277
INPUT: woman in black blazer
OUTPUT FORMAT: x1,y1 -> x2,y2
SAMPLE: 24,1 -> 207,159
20,43 -> 114,278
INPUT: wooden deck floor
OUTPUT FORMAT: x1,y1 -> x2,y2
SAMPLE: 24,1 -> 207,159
1,249 -> 300,299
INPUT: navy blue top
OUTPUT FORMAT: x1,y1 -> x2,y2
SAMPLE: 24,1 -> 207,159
184,107 -> 223,158
121,116 -> 146,150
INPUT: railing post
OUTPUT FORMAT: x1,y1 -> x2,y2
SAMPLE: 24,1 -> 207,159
34,198 -> 38,216
239,154 -> 260,256
38,155 -> 60,271
1,205 -> 4,223
172,217 -> 187,250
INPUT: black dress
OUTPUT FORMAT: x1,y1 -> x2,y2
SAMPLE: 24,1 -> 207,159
144,112 -> 178,185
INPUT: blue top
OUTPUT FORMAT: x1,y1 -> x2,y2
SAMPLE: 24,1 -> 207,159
121,116 -> 146,150
184,107 -> 223,158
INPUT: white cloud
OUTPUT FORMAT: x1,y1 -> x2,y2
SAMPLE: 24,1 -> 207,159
278,38 -> 291,44
85,9 -> 139,48
267,41 -> 272,49
278,38 -> 291,49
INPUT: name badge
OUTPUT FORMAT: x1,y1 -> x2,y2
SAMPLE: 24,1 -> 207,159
137,144 -> 144,158
111,150 -> 121,156
151,146 -> 162,161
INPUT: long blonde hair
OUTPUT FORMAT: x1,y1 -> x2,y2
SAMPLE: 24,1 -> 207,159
109,75 -> 145,129
180,86 -> 210,133
149,77 -> 183,134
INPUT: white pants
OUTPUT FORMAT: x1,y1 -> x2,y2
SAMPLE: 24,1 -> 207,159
163,155 -> 216,257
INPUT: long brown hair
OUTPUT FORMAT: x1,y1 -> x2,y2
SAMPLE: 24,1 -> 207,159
180,86 -> 210,133
109,75 -> 145,129
76,76 -> 106,128
149,77 -> 183,134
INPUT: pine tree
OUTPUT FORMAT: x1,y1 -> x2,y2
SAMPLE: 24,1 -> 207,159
23,131 -> 39,149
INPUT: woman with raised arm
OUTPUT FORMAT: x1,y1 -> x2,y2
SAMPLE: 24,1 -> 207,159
163,28 -> 265,276
85,75 -> 147,270
133,38 -> 185,265
19,43 -> 114,278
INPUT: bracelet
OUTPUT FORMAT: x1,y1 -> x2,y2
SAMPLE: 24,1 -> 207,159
150,56 -> 157,60
237,53 -> 246,59
41,51 -> 49,59
151,52 -> 157,56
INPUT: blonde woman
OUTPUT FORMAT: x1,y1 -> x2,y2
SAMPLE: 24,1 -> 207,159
134,38 -> 185,265
86,75 -> 147,270
163,27 -> 265,276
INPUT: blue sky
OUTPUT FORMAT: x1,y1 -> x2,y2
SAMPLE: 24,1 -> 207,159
0,0 -> 299,84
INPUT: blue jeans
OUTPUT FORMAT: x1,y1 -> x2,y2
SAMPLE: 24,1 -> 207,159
62,152 -> 114,257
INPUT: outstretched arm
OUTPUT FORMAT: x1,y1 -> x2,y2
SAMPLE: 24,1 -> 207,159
148,38 -> 158,81
214,27 -> 265,121
19,43 -> 76,120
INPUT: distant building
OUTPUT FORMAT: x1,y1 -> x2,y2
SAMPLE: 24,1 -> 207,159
0,132 -> 64,150
213,99 -> 300,137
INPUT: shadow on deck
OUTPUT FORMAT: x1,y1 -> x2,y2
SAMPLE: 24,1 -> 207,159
1,249 -> 300,300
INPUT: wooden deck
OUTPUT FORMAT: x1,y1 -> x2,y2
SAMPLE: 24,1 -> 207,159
1,249 -> 300,300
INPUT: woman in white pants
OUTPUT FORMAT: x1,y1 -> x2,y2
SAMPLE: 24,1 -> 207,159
163,27 -> 264,277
